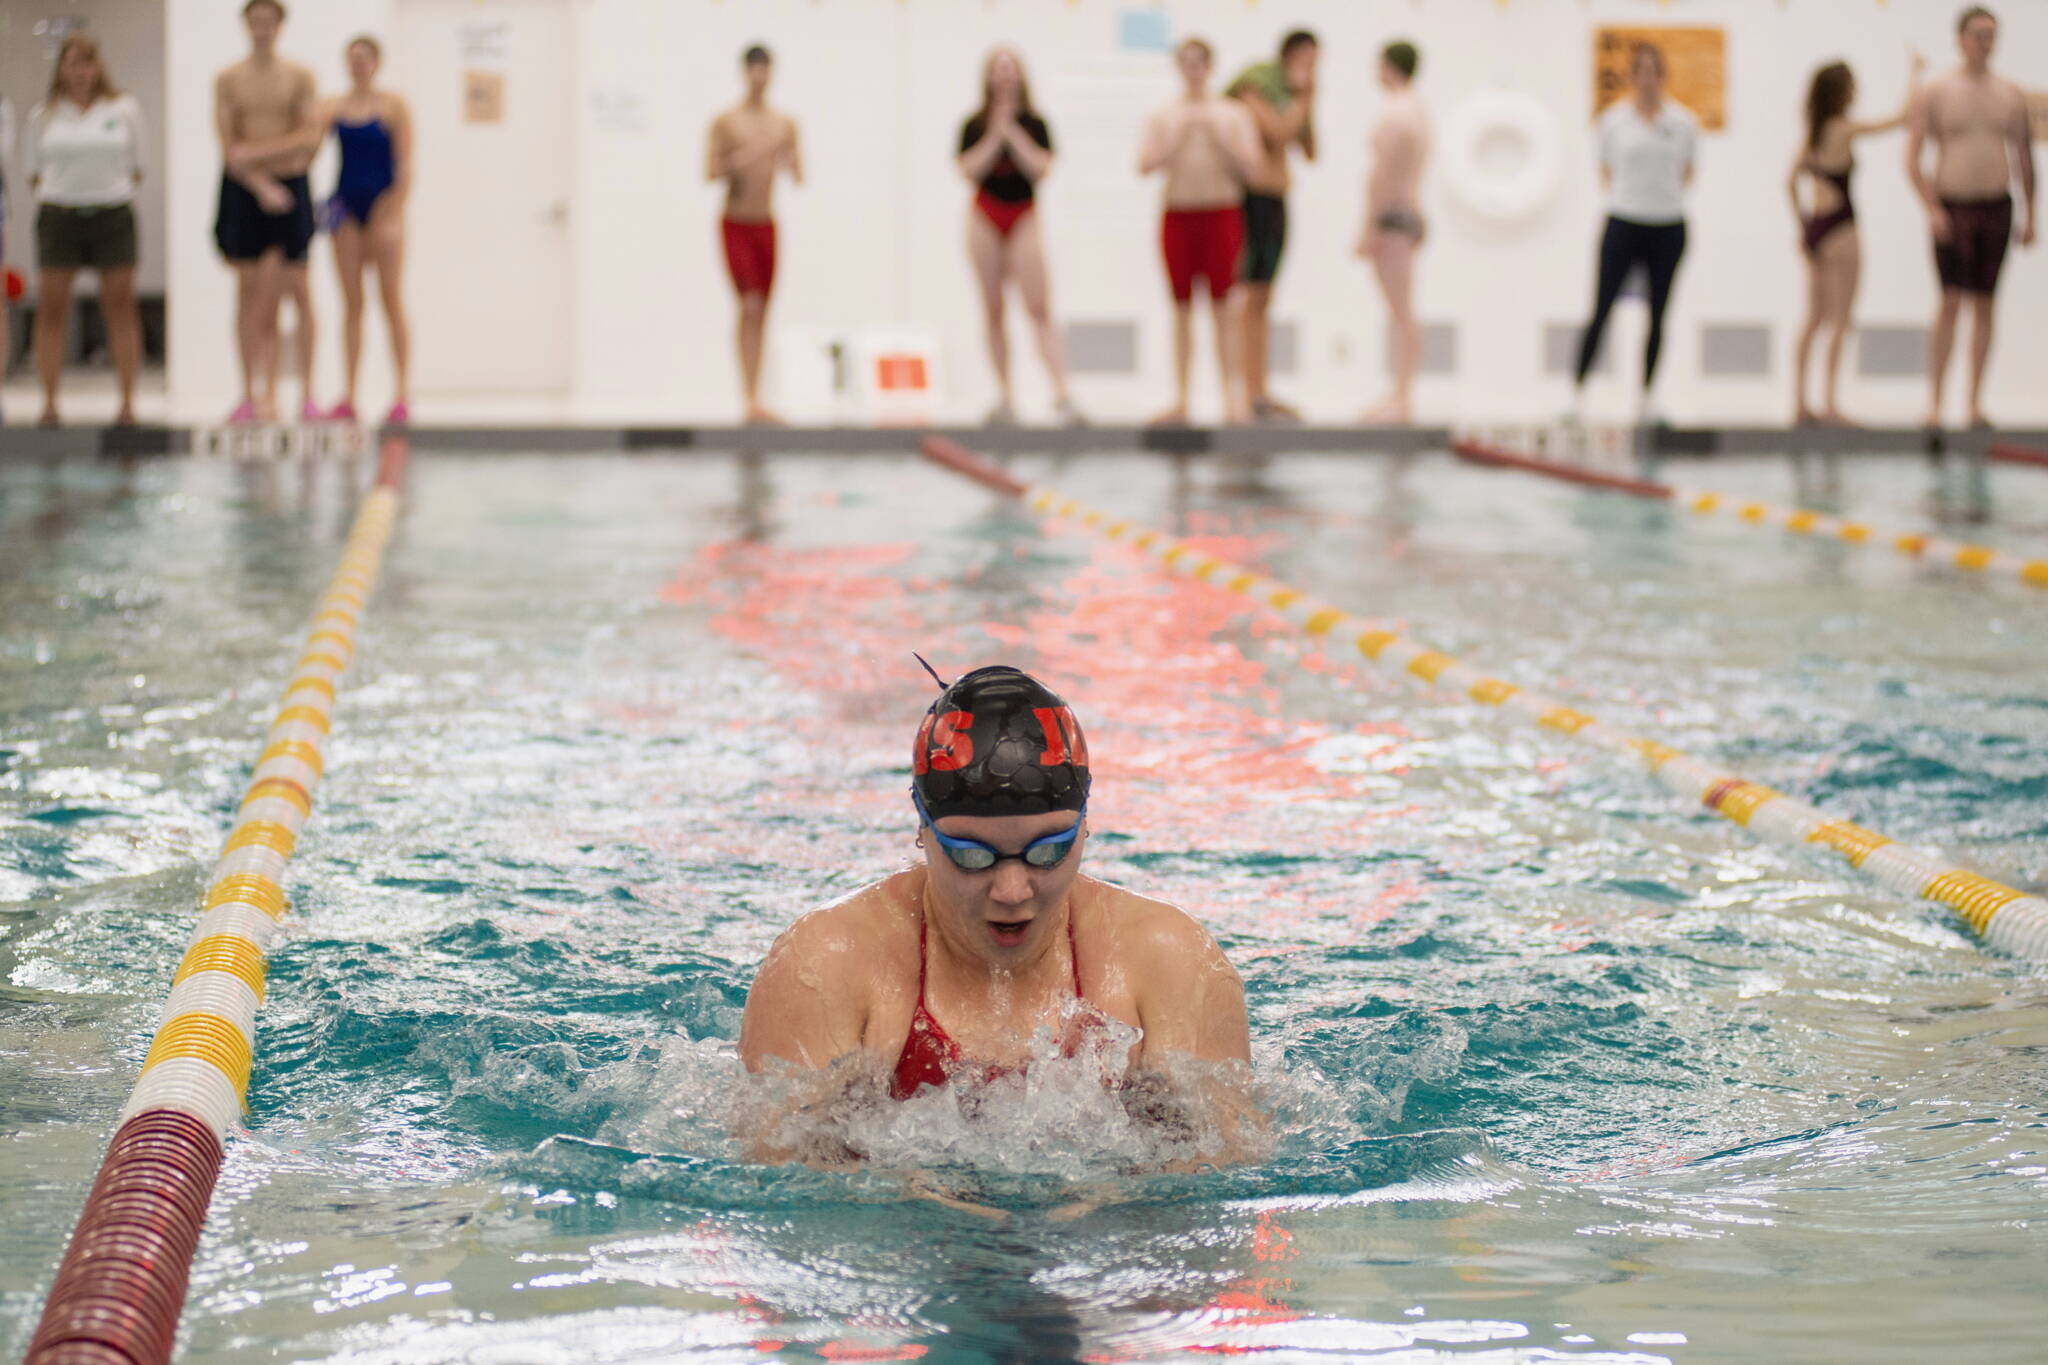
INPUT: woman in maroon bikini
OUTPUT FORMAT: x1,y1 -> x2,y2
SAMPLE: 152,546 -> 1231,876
957,49 -> 1082,426
739,666 -> 1252,1165
1788,52 -> 1921,426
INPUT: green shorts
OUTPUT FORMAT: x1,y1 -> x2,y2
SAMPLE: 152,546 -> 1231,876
36,203 -> 139,271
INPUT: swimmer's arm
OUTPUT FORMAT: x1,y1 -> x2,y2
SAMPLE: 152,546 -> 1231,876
2008,90 -> 2036,243
1136,110 -> 1180,176
1849,51 -> 1925,139
1786,146 -> 1806,223
737,914 -> 874,1163
388,96 -> 415,201
1002,118 -> 1052,183
1903,87 -> 1939,214
782,119 -> 803,187
230,72 -> 327,171
959,117 -> 1010,183
1130,917 -> 1268,1169
1215,104 -> 1264,186
1235,88 -> 1292,156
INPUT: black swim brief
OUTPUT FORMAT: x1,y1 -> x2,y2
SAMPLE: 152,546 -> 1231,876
1239,192 -> 1287,285
214,174 -> 316,264
1933,194 -> 2012,295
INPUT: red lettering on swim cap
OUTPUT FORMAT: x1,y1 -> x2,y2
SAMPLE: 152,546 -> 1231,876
1034,706 -> 1088,769
926,710 -> 975,771
912,711 -> 935,775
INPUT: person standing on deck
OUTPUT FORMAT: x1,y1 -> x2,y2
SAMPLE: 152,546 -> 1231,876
706,45 -> 801,427
1139,38 -> 1260,427
1227,29 -> 1318,424
1355,40 -> 1430,426
215,0 -> 320,424
1905,5 -> 2035,430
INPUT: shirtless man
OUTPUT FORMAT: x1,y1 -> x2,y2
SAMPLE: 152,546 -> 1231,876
740,666 -> 1258,1173
1905,5 -> 2036,429
215,0 -> 319,424
1138,38 -> 1260,426
706,45 -> 801,426
1228,30 -> 1318,423
1356,41 -> 1430,425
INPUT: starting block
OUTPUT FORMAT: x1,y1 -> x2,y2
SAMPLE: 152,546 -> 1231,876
194,422 -> 370,461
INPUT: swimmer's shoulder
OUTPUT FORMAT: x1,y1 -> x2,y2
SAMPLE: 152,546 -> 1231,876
768,870 -> 920,973
1078,876 -> 1233,970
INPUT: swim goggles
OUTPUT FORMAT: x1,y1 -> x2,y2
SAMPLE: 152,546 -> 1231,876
911,787 -> 1085,872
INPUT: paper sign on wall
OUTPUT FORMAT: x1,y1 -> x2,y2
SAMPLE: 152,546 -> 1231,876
464,70 -> 504,124
458,21 -> 509,67
1593,26 -> 1726,131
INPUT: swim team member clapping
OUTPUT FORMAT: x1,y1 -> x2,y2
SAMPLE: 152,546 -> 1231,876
739,666 -> 1256,1167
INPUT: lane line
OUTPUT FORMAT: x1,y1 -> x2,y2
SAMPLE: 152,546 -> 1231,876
26,436 -> 411,1365
922,435 -> 2048,959
1453,437 -> 2048,591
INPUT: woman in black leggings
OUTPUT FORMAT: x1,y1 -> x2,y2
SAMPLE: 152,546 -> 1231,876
1573,43 -> 1698,423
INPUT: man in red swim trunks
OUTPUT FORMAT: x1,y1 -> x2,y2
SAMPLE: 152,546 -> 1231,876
1139,38 -> 1260,426
739,666 -> 1255,1168
1904,6 -> 2035,429
706,45 -> 801,425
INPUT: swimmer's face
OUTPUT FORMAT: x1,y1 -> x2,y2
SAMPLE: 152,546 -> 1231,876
745,56 -> 772,96
987,50 -> 1023,103
244,4 -> 283,49
346,42 -> 379,85
924,809 -> 1087,962
1959,15 -> 1997,64
1282,43 -> 1319,91
1176,43 -> 1211,90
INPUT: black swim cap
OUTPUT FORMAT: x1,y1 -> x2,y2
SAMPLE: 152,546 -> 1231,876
911,666 -> 1091,819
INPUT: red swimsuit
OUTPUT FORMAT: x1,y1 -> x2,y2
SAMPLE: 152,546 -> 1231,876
890,915 -> 1087,1101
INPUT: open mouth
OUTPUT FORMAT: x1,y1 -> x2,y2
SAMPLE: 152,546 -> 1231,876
987,919 -> 1032,947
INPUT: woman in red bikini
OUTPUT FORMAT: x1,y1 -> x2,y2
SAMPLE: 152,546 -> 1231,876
957,50 -> 1083,426
739,665 -> 1252,1165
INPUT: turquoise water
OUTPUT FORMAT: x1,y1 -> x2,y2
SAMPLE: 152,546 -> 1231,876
3,449 -> 2046,1363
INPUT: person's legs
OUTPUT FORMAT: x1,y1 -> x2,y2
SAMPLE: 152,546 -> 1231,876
1963,292 -> 1995,427
33,267 -> 79,424
737,293 -> 772,421
100,266 -> 142,424
1793,250 -> 1825,423
1639,222 -> 1686,390
1215,286 -> 1247,425
282,264 -> 315,416
1007,213 -> 1073,409
368,196 -> 411,409
1818,230 -> 1860,423
248,251 -> 289,418
331,219 -> 368,411
232,262 -> 263,413
1239,281 -> 1271,409
1364,233 -> 1419,422
1924,288 -> 1963,428
1574,217 -> 1633,388
966,208 -> 1012,411
1155,302 -> 1193,425
1155,211 -> 1197,424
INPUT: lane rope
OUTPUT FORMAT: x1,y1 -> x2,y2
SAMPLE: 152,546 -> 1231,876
1452,438 -> 2048,591
921,435 -> 2048,960
26,437 -> 412,1365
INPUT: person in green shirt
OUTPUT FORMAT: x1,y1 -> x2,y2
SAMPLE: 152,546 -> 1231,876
1227,30 -> 1318,423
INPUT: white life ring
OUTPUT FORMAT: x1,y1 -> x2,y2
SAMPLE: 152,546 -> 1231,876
1441,91 -> 1562,222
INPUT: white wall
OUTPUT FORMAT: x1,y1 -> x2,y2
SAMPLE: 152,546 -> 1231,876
162,0 -> 2046,426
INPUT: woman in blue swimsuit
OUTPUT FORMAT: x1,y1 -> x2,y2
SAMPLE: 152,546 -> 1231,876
319,36 -> 412,426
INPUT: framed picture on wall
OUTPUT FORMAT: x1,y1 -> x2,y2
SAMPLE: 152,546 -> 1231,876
1593,26 -> 1726,131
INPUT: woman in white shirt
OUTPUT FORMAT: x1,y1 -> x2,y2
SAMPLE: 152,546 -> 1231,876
27,33 -> 147,427
1571,42 -> 1697,422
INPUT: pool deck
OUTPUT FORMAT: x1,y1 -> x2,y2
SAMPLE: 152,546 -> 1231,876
1,421 -> 2045,461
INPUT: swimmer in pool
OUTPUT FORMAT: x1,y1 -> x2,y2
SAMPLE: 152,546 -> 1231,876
739,665 -> 1256,1170
706,44 -> 801,427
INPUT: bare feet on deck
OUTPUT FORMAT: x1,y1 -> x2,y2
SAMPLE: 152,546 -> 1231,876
1147,406 -> 1190,428
1360,396 -> 1411,425
743,404 -> 787,427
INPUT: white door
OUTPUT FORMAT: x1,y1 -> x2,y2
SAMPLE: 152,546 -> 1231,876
395,0 -> 572,394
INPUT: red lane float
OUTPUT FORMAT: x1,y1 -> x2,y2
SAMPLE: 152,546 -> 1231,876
26,437 -> 411,1365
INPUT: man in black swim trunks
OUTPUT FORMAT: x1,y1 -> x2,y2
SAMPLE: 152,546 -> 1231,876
1227,31 -> 1318,424
214,0 -> 320,424
1904,5 -> 2036,429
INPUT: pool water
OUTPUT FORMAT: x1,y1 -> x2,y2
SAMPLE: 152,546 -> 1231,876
3,448 -> 2046,1363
